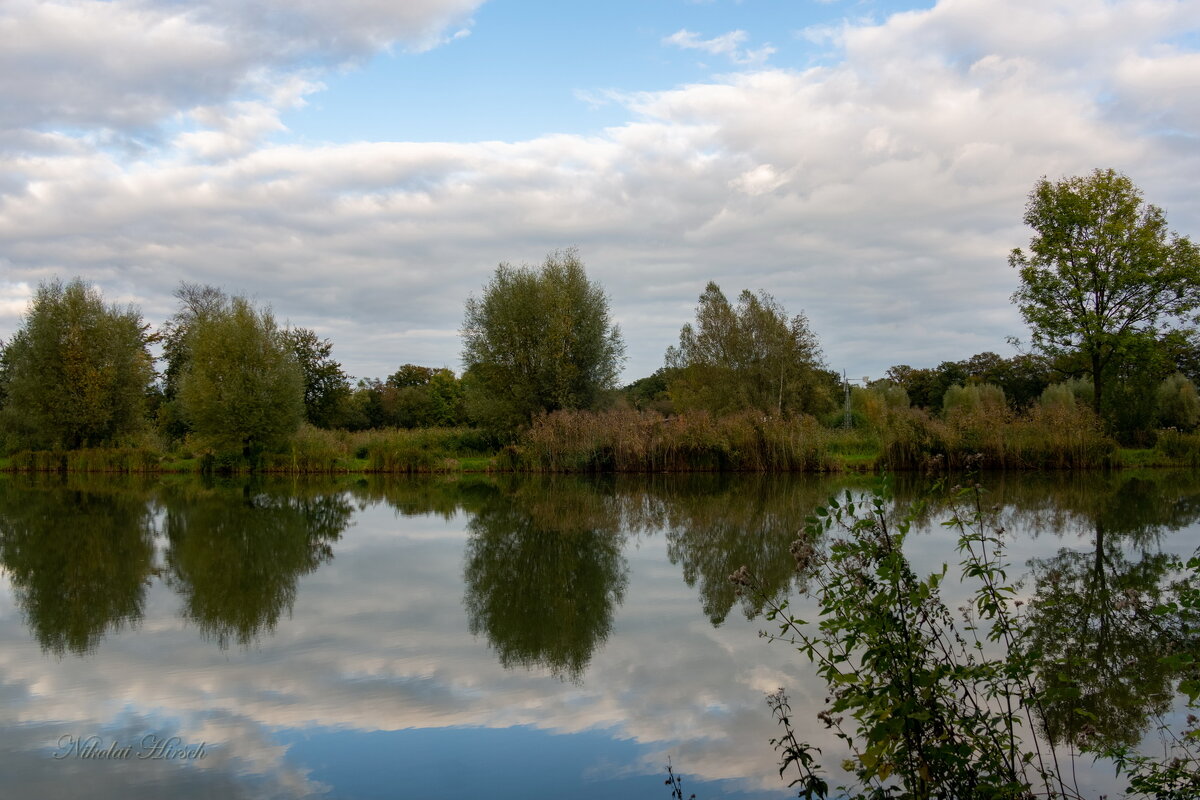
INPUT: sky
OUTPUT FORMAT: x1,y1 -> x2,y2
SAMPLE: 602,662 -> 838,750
1,0 -> 1199,384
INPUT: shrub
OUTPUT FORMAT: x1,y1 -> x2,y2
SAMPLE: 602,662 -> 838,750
1157,373 -> 1200,431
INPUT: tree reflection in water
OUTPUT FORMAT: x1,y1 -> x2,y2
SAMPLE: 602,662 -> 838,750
164,480 -> 352,649
0,465 -> 1196,750
0,475 -> 354,654
0,476 -> 155,656
462,478 -> 628,681
1019,474 -> 1200,751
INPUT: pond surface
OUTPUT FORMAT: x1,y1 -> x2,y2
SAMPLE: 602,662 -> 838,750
0,470 -> 1196,799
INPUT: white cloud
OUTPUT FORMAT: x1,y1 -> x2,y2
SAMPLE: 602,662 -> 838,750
663,28 -> 776,66
1,0 -> 1199,382
0,0 -> 484,139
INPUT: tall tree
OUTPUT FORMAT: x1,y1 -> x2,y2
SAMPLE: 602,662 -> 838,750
282,326 -> 351,428
178,295 -> 304,458
0,278 -> 154,450
665,282 -> 832,416
461,249 -> 625,432
1011,168 -> 1200,415
157,282 -> 228,439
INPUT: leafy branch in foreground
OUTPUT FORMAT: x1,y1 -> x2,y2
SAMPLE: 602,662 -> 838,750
723,474 -> 1200,799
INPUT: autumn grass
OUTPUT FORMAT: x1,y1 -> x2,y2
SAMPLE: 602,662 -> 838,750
516,408 -> 840,472
875,401 -> 1117,470
5,447 -> 163,473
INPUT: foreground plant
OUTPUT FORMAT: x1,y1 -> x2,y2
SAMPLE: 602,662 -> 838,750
722,475 -> 1199,799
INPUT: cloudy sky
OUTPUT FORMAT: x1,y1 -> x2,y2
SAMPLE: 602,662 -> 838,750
1,0 -> 1198,384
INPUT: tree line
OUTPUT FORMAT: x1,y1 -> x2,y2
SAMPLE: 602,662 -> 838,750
1,169 -> 1198,460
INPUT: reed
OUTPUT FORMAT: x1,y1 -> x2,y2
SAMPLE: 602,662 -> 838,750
7,447 -> 161,473
519,407 -> 837,472
878,400 -> 1114,470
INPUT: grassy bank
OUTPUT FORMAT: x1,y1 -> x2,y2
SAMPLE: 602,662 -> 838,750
3,412 -> 1199,475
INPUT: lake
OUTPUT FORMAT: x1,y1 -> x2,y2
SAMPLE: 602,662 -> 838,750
0,470 -> 1196,799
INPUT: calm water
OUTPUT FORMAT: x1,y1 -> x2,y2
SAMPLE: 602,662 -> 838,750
0,470 -> 1196,799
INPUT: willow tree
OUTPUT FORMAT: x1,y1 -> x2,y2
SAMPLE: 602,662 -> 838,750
665,282 -> 832,416
178,295 -> 304,458
0,278 -> 154,450
1011,169 -> 1200,415
461,250 -> 625,433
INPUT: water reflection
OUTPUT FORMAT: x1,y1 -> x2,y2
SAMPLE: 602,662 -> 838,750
163,480 -> 352,649
462,478 -> 628,680
648,474 -> 845,625
1016,474 -> 1200,750
0,476 -> 155,656
0,476 -> 354,654
0,470 -> 1196,799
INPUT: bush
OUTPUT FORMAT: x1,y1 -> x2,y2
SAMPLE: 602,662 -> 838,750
1157,373 -> 1200,431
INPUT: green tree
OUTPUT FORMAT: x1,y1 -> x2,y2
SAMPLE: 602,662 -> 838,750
0,278 -> 154,450
387,364 -> 436,389
178,295 -> 304,458
282,326 -> 351,428
1011,168 -> 1200,417
665,282 -> 832,416
461,249 -> 625,433
426,368 -> 465,426
157,282 -> 228,439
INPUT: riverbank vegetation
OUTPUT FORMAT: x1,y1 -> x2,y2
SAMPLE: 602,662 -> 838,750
1,170 -> 1199,473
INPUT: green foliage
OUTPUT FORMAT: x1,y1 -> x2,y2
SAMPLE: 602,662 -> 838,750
461,249 -> 625,434
735,481 -> 1063,797
282,326 -> 351,428
342,367 -> 466,430
732,479 -> 1199,799
1155,428 -> 1200,465
387,364 -> 436,388
0,278 -> 154,451
7,447 -> 159,473
888,353 -> 1053,412
426,369 -> 466,427
157,282 -> 228,440
1157,372 -> 1200,430
622,367 -> 677,414
1011,168 -> 1200,416
942,382 -> 1007,420
178,295 -> 305,459
1039,378 -> 1094,412
1039,382 -> 1076,410
665,283 -> 833,417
